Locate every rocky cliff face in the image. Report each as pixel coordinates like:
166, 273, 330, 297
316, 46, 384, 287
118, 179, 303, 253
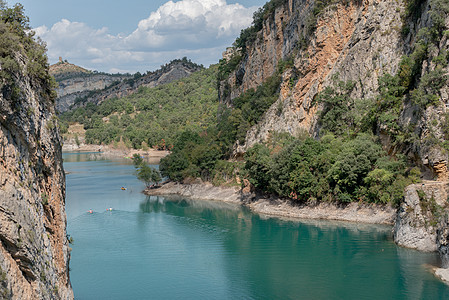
0, 52, 73, 299
220, 0, 449, 179
50, 62, 130, 113
55, 60, 203, 112
221, 0, 391, 147
394, 182, 449, 252
394, 181, 449, 270
53, 74, 130, 112
56, 74, 125, 97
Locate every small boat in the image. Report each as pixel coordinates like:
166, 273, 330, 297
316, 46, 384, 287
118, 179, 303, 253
121, 187, 127, 190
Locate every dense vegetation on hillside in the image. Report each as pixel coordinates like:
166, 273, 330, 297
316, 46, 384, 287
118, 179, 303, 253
0, 1, 56, 103
60, 65, 219, 149
243, 134, 420, 205
159, 58, 292, 184
160, 73, 421, 204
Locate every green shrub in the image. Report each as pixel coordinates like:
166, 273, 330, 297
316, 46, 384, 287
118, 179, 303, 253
0, 2, 55, 103
242, 133, 419, 205
243, 144, 272, 189
217, 54, 242, 82
41, 193, 48, 205
315, 79, 357, 135
211, 160, 242, 186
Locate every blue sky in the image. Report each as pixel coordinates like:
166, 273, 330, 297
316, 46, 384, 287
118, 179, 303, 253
7, 0, 267, 73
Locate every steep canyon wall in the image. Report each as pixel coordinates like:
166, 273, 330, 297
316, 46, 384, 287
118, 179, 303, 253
220, 0, 449, 180
0, 56, 73, 299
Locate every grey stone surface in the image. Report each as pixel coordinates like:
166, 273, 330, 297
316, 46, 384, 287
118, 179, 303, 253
0, 57, 73, 298
394, 183, 449, 252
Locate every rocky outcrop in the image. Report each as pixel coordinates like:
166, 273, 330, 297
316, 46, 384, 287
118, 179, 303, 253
221, 0, 399, 135
0, 50, 73, 299
54, 74, 130, 112
245, 0, 405, 147
50, 61, 130, 112
49, 60, 90, 80
146, 182, 396, 224
222, 0, 405, 150
394, 182, 449, 252
55, 60, 203, 112
434, 267, 449, 285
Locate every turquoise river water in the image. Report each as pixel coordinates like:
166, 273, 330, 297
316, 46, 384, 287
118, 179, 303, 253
64, 152, 449, 299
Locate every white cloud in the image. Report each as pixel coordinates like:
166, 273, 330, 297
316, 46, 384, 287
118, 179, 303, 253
35, 0, 257, 73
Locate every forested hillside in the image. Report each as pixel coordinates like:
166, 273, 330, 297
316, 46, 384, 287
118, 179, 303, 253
53, 58, 202, 113
60, 65, 219, 149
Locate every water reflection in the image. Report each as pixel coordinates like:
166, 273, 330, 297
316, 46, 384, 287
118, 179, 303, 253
137, 196, 448, 299
63, 151, 109, 163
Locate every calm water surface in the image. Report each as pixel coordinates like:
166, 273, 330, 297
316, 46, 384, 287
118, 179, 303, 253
64, 152, 449, 299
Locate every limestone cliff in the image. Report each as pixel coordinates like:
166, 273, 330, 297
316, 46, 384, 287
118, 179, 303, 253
219, 0, 449, 179
50, 62, 131, 113
53, 74, 131, 113
394, 182, 449, 252
0, 8, 73, 299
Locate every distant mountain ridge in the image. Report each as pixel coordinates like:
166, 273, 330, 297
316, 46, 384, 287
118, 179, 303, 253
51, 58, 203, 113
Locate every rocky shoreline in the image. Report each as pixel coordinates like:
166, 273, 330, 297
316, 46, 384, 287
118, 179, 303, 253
247, 198, 396, 225
146, 181, 242, 203
145, 181, 396, 225
394, 182, 449, 252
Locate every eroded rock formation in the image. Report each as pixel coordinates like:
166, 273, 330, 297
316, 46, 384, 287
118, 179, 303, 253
394, 182, 449, 252
217, 0, 449, 254
0, 52, 73, 300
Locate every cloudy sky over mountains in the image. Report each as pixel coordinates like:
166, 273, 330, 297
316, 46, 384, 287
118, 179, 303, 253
8, 0, 266, 73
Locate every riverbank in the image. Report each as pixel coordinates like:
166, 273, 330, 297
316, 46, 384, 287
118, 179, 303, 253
145, 182, 396, 225
145, 181, 242, 203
